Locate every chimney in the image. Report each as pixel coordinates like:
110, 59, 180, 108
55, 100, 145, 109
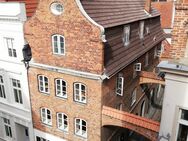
145, 0, 151, 14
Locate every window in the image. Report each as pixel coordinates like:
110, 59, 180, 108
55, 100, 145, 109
134, 63, 142, 71
50, 2, 64, 15
123, 25, 130, 46
74, 83, 86, 103
0, 75, 6, 98
41, 108, 52, 125
146, 26, 150, 35
131, 88, 137, 106
116, 76, 124, 96
12, 79, 23, 104
75, 118, 87, 138
52, 35, 65, 55
176, 108, 188, 141
4, 37, 17, 57
38, 75, 49, 94
3, 118, 12, 138
57, 113, 68, 131
55, 79, 67, 98
145, 53, 149, 67
36, 136, 50, 141
139, 21, 144, 39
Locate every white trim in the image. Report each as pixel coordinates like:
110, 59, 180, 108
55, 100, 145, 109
34, 129, 67, 141
40, 108, 52, 126
116, 76, 124, 96
57, 113, 68, 132
75, 118, 87, 138
74, 83, 86, 104
75, 0, 106, 42
52, 34, 65, 56
30, 62, 107, 80
55, 79, 67, 98
38, 75, 50, 94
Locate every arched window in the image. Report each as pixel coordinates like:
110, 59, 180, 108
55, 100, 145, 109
57, 113, 68, 131
75, 118, 87, 138
41, 108, 52, 125
74, 83, 86, 103
52, 35, 65, 55
55, 79, 67, 98
38, 75, 49, 93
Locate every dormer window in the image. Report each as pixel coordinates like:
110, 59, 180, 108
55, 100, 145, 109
52, 35, 65, 55
139, 21, 144, 39
123, 25, 130, 46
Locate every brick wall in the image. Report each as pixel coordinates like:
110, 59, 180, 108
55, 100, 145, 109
25, 0, 103, 74
29, 67, 102, 141
170, 0, 188, 59
102, 46, 159, 115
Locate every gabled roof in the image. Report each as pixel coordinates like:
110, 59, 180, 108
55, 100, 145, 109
81, 0, 160, 28
2, 0, 38, 17
152, 2, 174, 29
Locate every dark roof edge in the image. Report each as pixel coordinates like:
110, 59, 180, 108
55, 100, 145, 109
75, 0, 106, 42
104, 36, 165, 79
104, 14, 160, 28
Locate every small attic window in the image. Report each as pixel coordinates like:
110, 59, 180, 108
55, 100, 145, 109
50, 3, 64, 15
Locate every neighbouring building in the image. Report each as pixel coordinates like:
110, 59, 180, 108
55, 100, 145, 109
158, 0, 188, 140
0, 2, 34, 141
24, 0, 164, 141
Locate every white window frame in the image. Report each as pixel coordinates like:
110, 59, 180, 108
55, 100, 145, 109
4, 37, 17, 57
123, 25, 130, 46
135, 63, 142, 72
52, 35, 65, 55
139, 21, 145, 39
176, 108, 188, 140
0, 75, 6, 99
75, 118, 87, 138
116, 76, 124, 96
11, 78, 23, 104
57, 113, 68, 132
38, 75, 49, 94
55, 79, 67, 98
3, 117, 12, 138
41, 108, 52, 126
131, 88, 137, 106
145, 53, 149, 67
146, 26, 150, 35
74, 83, 86, 103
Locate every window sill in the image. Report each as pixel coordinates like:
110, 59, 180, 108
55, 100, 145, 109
56, 95, 67, 100
41, 122, 52, 128
75, 133, 87, 139
74, 100, 87, 105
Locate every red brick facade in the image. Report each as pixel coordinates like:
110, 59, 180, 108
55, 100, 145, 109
25, 0, 103, 74
24, 0, 163, 140
170, 0, 188, 59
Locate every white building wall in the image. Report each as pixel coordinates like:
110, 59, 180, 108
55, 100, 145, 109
0, 2, 34, 141
159, 72, 188, 141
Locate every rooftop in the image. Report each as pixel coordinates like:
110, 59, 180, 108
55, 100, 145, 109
81, 0, 160, 28
152, 2, 174, 29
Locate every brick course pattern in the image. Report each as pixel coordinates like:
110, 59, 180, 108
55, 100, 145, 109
25, 0, 103, 74
170, 0, 188, 59
29, 67, 102, 141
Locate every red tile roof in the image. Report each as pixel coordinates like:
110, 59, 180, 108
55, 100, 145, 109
152, 2, 174, 29
2, 0, 38, 17
81, 0, 160, 28
102, 106, 160, 132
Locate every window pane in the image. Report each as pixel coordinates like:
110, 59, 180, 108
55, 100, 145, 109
177, 124, 188, 141
181, 109, 188, 121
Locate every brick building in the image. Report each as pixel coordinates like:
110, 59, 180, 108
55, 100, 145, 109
23, 0, 164, 140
